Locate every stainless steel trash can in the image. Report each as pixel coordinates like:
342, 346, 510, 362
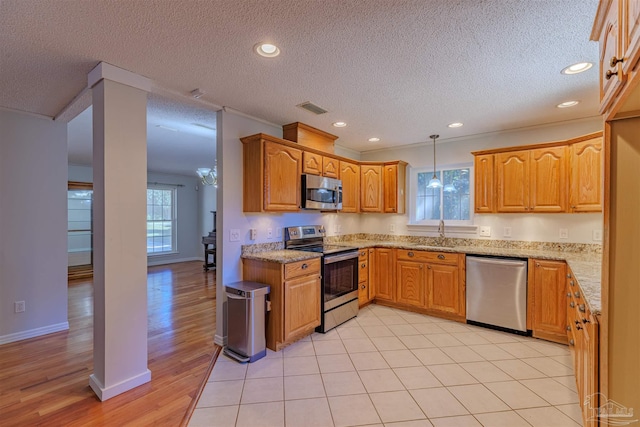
224, 281, 271, 363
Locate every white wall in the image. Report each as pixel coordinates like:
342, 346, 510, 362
198, 183, 217, 238
68, 165, 202, 265
359, 117, 604, 243
0, 109, 69, 343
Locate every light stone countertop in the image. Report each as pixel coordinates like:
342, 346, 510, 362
241, 239, 602, 315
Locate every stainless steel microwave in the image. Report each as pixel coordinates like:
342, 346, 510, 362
301, 174, 343, 210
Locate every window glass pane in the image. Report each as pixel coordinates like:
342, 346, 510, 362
442, 168, 470, 221
147, 187, 176, 254
416, 171, 441, 221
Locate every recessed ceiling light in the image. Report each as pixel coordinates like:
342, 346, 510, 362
333, 121, 347, 127
368, 137, 380, 142
254, 42, 280, 58
557, 100, 580, 108
447, 122, 463, 128
561, 62, 593, 75
156, 125, 178, 132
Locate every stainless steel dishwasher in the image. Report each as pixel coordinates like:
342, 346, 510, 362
466, 256, 528, 334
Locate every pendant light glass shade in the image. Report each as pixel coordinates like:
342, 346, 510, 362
428, 134, 442, 188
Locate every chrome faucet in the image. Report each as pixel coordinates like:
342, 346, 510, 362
438, 220, 445, 239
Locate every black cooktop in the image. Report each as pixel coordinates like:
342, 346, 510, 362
294, 244, 358, 255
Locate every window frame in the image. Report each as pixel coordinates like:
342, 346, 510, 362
146, 185, 178, 256
408, 162, 475, 226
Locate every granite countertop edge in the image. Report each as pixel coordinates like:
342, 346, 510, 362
241, 240, 601, 314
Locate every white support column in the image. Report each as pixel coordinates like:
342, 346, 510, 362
89, 63, 151, 401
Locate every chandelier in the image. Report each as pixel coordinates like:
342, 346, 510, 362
196, 163, 217, 187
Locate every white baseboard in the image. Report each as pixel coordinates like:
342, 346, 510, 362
147, 256, 201, 267
0, 321, 69, 345
214, 334, 227, 347
89, 369, 152, 401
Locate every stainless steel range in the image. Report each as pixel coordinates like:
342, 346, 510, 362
284, 225, 359, 333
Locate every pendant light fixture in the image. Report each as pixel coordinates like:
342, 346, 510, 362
427, 134, 443, 189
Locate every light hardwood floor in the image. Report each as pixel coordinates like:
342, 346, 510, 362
0, 261, 218, 426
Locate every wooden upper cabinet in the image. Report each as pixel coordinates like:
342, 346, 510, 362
570, 136, 603, 212
302, 151, 323, 175
383, 162, 407, 214
263, 141, 302, 211
599, 0, 625, 113
496, 150, 530, 212
474, 154, 494, 213
622, 0, 640, 75
339, 160, 360, 213
323, 157, 339, 178
361, 164, 383, 212
529, 146, 568, 213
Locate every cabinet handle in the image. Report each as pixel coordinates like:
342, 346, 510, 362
360, 251, 366, 256
574, 291, 580, 298
606, 69, 619, 80
570, 280, 575, 287
567, 292, 572, 297
571, 205, 576, 209
579, 304, 585, 313
408, 251, 414, 257
570, 301, 575, 308
301, 263, 308, 270
610, 56, 624, 67
566, 325, 571, 331
437, 254, 445, 260
536, 263, 540, 267
567, 273, 572, 278
420, 265, 424, 269
361, 263, 366, 268
576, 324, 583, 331
569, 339, 575, 346
582, 318, 590, 324
361, 284, 366, 290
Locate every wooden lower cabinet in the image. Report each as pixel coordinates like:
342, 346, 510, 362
357, 249, 374, 306
531, 259, 568, 344
393, 250, 465, 320
371, 248, 396, 302
566, 268, 599, 427
242, 257, 321, 351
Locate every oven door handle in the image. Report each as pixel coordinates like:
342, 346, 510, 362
324, 252, 358, 264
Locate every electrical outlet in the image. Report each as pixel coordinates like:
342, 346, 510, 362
229, 229, 240, 242
479, 226, 491, 237
250, 228, 257, 240
389, 224, 396, 233
15, 301, 25, 313
503, 227, 512, 238
593, 229, 603, 242
267, 228, 273, 239
559, 228, 569, 239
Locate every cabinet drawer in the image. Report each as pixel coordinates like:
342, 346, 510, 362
359, 260, 369, 283
285, 258, 321, 280
396, 249, 459, 265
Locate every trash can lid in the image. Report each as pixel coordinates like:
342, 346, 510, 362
225, 280, 271, 297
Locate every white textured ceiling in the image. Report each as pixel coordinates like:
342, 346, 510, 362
1, 0, 600, 161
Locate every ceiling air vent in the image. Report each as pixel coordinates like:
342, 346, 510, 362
296, 101, 328, 115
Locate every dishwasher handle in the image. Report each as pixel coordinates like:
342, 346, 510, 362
467, 256, 526, 267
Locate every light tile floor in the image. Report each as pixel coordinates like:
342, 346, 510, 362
189, 305, 582, 427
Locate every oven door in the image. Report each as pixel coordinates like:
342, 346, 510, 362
322, 251, 358, 310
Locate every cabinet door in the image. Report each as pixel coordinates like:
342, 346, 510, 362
302, 151, 322, 175
396, 260, 426, 308
474, 154, 495, 213
426, 263, 460, 315
373, 248, 395, 301
599, 0, 625, 113
323, 157, 339, 178
284, 274, 321, 341
264, 141, 302, 211
496, 150, 529, 212
339, 161, 360, 213
529, 146, 568, 212
532, 259, 567, 343
570, 137, 603, 212
623, 0, 640, 74
358, 249, 370, 305
361, 164, 383, 212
